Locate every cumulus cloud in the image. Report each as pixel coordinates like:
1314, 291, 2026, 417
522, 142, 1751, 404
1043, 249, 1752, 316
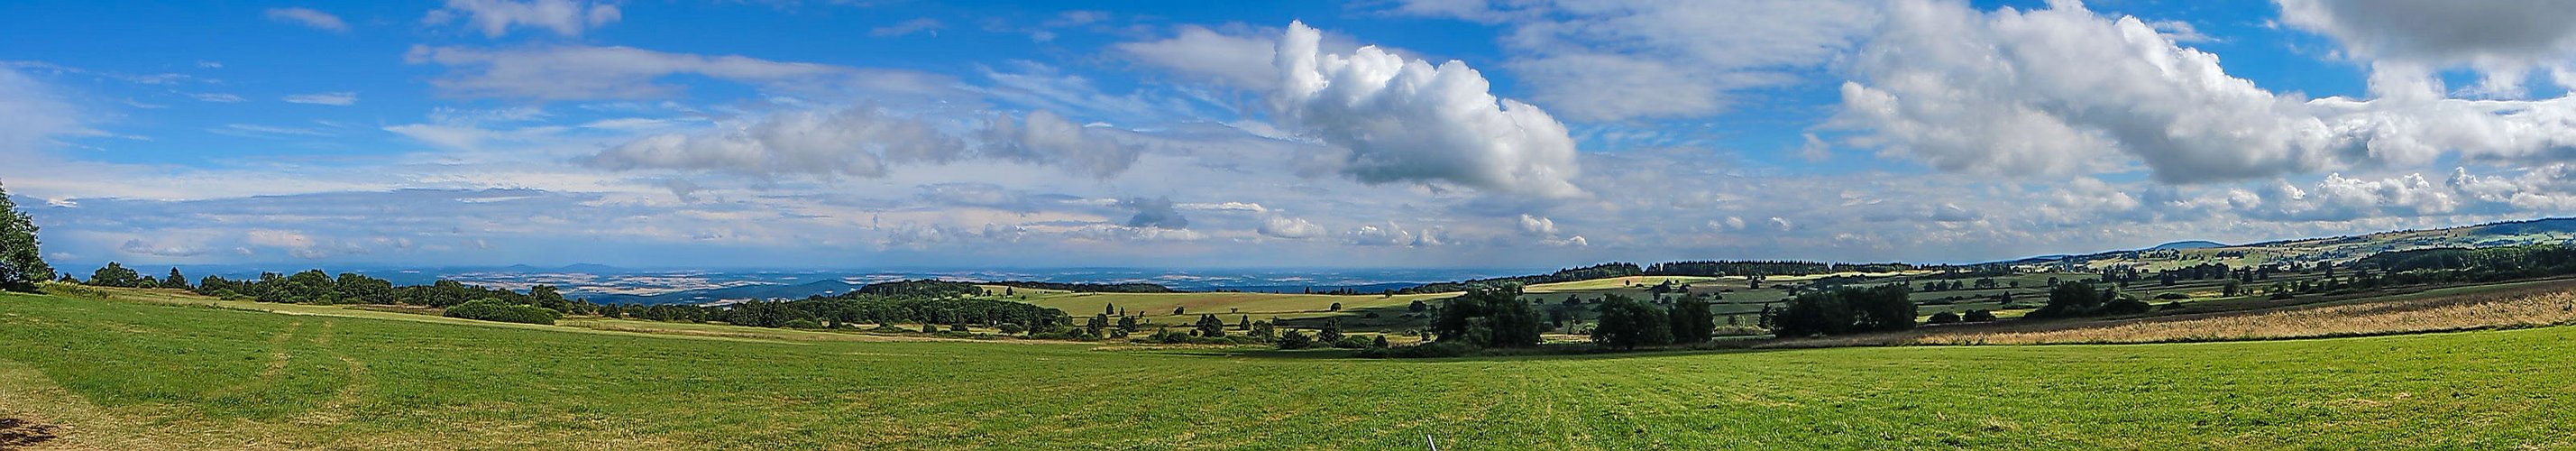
264, 7, 349, 32
1391, 0, 1877, 121
405, 45, 862, 100
2277, 0, 2576, 97
977, 109, 1144, 178
1833, 0, 2576, 184
1271, 21, 1583, 198
1517, 214, 1559, 235
1258, 216, 1325, 239
282, 92, 358, 106
1343, 221, 1441, 246
426, 0, 620, 38
1116, 197, 1189, 229
586, 105, 964, 179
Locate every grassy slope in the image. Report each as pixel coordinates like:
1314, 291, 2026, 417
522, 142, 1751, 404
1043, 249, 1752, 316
6, 290, 2576, 449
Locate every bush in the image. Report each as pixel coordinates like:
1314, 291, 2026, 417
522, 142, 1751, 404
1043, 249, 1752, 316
2099, 298, 2153, 315
1962, 309, 1998, 322
1331, 336, 1373, 349
1927, 311, 1962, 324
443, 298, 562, 325
1278, 329, 1315, 349
871, 324, 913, 334
2155, 292, 2189, 300
2159, 301, 2186, 310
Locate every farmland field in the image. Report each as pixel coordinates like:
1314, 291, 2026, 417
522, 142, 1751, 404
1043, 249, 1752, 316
7, 288, 2576, 449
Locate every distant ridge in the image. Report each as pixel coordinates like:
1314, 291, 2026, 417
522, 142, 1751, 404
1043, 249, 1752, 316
2149, 241, 2227, 250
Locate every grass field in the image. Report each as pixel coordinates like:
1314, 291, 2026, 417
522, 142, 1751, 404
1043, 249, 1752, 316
7, 288, 2576, 449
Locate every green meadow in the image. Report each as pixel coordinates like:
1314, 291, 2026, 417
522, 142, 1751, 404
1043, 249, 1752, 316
5, 288, 2575, 449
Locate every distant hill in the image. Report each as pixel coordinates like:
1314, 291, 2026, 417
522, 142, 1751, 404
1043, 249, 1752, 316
584, 280, 864, 306
2149, 241, 2228, 250
1988, 216, 2576, 272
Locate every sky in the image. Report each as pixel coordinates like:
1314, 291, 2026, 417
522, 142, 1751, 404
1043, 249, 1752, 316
5, 0, 2576, 271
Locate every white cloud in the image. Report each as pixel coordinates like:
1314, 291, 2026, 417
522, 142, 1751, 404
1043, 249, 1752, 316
189, 93, 245, 103
2277, 0, 2576, 97
1833, 0, 2576, 184
1115, 25, 1284, 91
282, 92, 358, 106
426, 0, 620, 38
1258, 216, 1325, 239
406, 45, 866, 100
0, 69, 82, 159
264, 7, 349, 32
976, 109, 1145, 179
870, 18, 943, 37
586, 105, 965, 179
1391, 0, 1877, 121
1271, 21, 1583, 198
1517, 214, 1557, 235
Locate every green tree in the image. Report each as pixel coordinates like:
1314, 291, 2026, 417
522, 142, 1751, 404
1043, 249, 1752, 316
1668, 298, 1716, 344
163, 268, 188, 290
0, 182, 50, 292
1430, 284, 1545, 348
1194, 314, 1227, 337
1590, 294, 1673, 350
1249, 320, 1276, 340
89, 262, 142, 288
1316, 318, 1345, 343
1116, 315, 1140, 333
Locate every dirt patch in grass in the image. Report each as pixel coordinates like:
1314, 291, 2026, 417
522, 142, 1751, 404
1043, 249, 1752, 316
0, 418, 59, 449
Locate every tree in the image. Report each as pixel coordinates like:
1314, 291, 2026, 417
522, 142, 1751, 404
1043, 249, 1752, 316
1086, 314, 1109, 335
163, 268, 188, 290
1316, 318, 1345, 343
1371, 335, 1390, 348
1194, 314, 1227, 337
1668, 298, 1716, 344
1408, 299, 1429, 312
1430, 284, 1544, 348
1765, 284, 1913, 337
1591, 294, 1673, 350
1927, 311, 1962, 324
1328, 302, 1342, 311
1116, 315, 1140, 333
0, 182, 50, 292
1250, 320, 1276, 340
1172, 306, 1186, 316
89, 262, 142, 288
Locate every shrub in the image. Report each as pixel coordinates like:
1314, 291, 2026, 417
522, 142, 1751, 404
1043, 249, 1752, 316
2155, 292, 2190, 300
443, 299, 562, 325
1962, 309, 1998, 322
1277, 329, 1315, 349
998, 323, 1027, 335
2100, 298, 2153, 315
1927, 311, 1962, 324
2159, 301, 2186, 310
1331, 336, 1373, 349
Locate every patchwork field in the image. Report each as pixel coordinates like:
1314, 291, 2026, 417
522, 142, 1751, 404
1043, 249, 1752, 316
7, 288, 2576, 449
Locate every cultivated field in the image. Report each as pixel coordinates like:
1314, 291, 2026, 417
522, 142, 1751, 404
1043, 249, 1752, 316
7, 288, 2576, 448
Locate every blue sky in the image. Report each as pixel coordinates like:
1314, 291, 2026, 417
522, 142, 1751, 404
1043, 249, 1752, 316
7, 0, 2576, 271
